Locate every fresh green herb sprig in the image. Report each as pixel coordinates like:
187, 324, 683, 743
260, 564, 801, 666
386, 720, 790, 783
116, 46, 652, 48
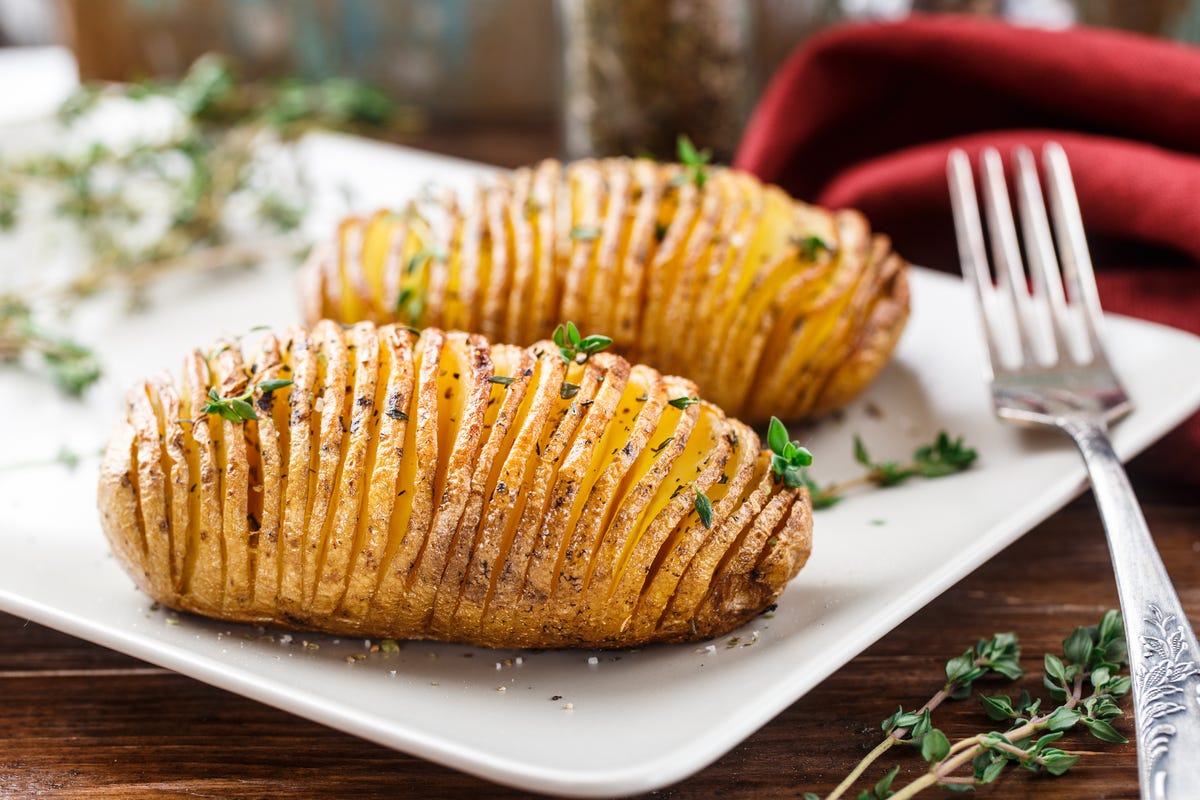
0, 53, 402, 397
0, 297, 101, 396
814, 611, 1129, 800
795, 234, 835, 261
767, 416, 814, 488
552, 321, 612, 364
674, 135, 712, 189
203, 378, 292, 423
801, 431, 977, 509
668, 396, 699, 410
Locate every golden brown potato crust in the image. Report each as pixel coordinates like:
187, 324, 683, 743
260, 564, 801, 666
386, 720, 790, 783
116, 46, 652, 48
98, 323, 813, 649
299, 159, 910, 423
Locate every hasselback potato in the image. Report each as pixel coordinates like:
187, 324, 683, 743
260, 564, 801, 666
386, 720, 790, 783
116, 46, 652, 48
98, 322, 812, 649
300, 158, 909, 422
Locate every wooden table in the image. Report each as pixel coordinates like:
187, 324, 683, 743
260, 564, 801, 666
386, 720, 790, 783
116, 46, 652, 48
2, 125, 1196, 800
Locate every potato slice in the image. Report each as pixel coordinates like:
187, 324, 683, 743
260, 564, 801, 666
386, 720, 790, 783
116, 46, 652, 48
245, 334, 287, 618
337, 325, 416, 624
367, 328, 441, 630
99, 324, 812, 649
309, 323, 381, 618
126, 381, 173, 604
181, 348, 225, 614
428, 343, 535, 636
149, 374, 189, 597
449, 346, 565, 637
277, 326, 318, 620
480, 353, 603, 643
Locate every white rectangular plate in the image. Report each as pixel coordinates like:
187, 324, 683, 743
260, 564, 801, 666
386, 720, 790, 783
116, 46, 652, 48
3, 133, 1200, 798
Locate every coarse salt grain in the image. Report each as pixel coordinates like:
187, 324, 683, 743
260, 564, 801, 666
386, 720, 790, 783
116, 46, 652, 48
587, 656, 598, 666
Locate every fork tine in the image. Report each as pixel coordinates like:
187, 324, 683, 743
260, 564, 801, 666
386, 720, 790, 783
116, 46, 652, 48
947, 149, 1003, 374
1013, 146, 1073, 363
980, 148, 1041, 366
1042, 143, 1108, 362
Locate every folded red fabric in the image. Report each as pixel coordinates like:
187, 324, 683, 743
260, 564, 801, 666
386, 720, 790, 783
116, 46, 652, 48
735, 15, 1200, 483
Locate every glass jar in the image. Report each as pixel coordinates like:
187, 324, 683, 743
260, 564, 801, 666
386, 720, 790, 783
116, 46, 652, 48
559, 0, 757, 162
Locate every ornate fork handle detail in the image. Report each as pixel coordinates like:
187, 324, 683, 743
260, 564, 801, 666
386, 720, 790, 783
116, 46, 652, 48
1062, 418, 1200, 800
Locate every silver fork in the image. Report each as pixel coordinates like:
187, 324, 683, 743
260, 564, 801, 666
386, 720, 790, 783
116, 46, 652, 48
948, 144, 1200, 800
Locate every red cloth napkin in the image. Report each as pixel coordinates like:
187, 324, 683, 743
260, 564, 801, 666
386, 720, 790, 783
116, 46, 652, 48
735, 15, 1200, 483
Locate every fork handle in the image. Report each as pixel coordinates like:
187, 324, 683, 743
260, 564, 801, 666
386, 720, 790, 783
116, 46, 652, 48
1062, 418, 1200, 800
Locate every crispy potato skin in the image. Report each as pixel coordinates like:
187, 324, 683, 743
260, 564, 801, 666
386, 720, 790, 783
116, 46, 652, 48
300, 159, 909, 423
98, 324, 812, 649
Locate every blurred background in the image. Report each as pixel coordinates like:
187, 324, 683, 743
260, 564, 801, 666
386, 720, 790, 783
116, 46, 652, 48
2, 0, 1200, 164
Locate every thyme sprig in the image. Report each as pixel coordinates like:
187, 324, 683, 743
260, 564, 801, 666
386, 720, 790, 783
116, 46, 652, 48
0, 53, 401, 396
552, 321, 612, 364
767, 416, 814, 488
203, 378, 292, 423
674, 134, 712, 189
801, 432, 976, 509
813, 611, 1129, 799
0, 297, 101, 396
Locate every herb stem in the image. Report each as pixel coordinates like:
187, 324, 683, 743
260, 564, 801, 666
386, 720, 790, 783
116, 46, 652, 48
825, 663, 981, 800
825, 737, 897, 800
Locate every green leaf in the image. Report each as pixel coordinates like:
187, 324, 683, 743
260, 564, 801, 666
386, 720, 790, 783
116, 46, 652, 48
1090, 666, 1111, 689
803, 794, 821, 800
1106, 675, 1132, 697
1040, 750, 1080, 776
1097, 609, 1123, 646
980, 758, 1006, 784
229, 398, 258, 421
1082, 717, 1128, 744
920, 728, 950, 762
881, 706, 905, 733
676, 134, 712, 188
258, 378, 293, 393
1044, 653, 1068, 684
989, 657, 1025, 681
853, 435, 871, 467
489, 375, 515, 386
767, 416, 789, 456
1063, 626, 1094, 666
560, 382, 580, 400
908, 708, 932, 741
577, 334, 612, 353
980, 694, 1016, 721
794, 234, 831, 261
694, 489, 713, 529
945, 651, 976, 685
552, 324, 567, 348
1044, 706, 1080, 732
668, 396, 699, 410
566, 321, 581, 346
869, 765, 899, 799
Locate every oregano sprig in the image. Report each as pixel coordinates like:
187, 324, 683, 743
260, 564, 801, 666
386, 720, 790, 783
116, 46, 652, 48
202, 378, 292, 423
816, 611, 1130, 800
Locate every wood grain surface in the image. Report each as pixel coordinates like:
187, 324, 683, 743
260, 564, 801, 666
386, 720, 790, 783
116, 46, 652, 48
2, 128, 1196, 800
